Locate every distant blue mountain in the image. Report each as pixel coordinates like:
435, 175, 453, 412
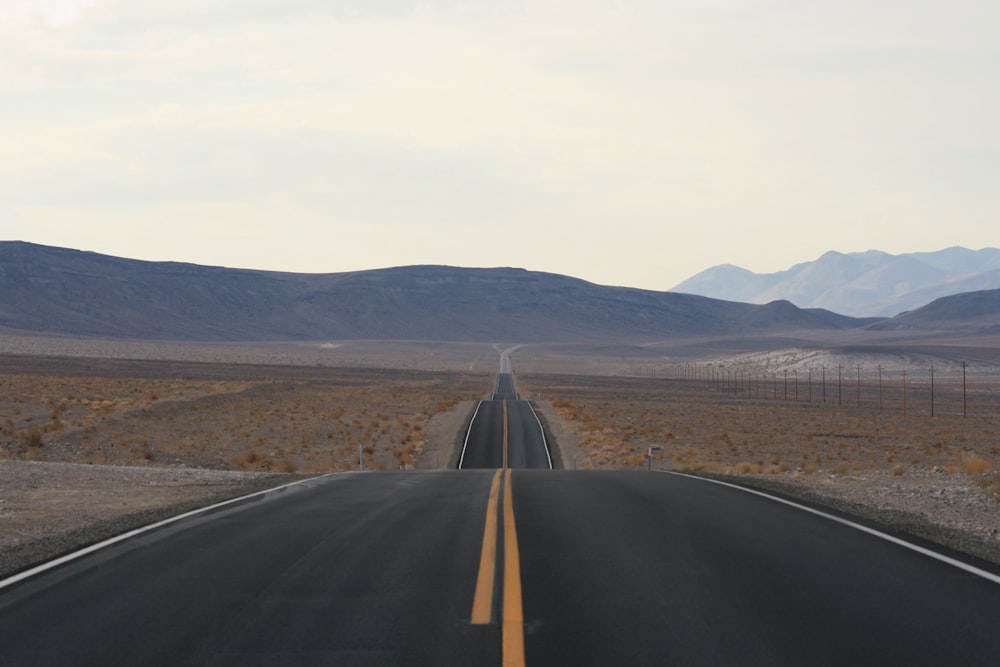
671, 247, 1000, 317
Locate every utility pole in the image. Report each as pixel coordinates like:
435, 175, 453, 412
838, 365, 843, 406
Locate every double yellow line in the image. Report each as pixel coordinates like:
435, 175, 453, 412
501, 400, 509, 469
471, 401, 526, 666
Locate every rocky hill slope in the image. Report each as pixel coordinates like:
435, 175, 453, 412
0, 242, 869, 342
870, 289, 1000, 331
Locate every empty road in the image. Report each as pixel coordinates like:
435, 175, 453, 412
3, 470, 1000, 665
458, 372, 551, 470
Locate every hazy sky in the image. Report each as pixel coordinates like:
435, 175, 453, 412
2, 0, 998, 289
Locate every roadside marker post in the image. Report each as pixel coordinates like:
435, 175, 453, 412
647, 445, 662, 472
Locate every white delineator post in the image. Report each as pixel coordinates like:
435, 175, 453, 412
647, 445, 661, 471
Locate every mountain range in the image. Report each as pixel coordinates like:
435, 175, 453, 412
1, 241, 870, 343
671, 247, 1000, 317
869, 288, 1000, 332
2, 242, 998, 343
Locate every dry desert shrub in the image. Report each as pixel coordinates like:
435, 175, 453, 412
961, 455, 992, 475
21, 428, 44, 447
520, 373, 1000, 477
0, 363, 488, 473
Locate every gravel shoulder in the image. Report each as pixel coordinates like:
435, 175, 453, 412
702, 469, 1000, 567
0, 461, 312, 580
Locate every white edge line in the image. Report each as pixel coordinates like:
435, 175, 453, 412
457, 400, 484, 469
0, 473, 337, 592
525, 401, 553, 470
661, 470, 1000, 586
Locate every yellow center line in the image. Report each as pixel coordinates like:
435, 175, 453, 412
471, 469, 502, 625
502, 469, 526, 667
470, 409, 526, 665
502, 400, 509, 470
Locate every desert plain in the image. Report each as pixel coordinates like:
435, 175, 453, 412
2, 331, 1000, 576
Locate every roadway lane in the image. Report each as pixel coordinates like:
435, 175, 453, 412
512, 470, 1000, 666
4, 469, 1000, 665
458, 399, 551, 470
459, 400, 506, 469
492, 372, 517, 400
505, 401, 551, 469
460, 371, 551, 470
0, 472, 501, 667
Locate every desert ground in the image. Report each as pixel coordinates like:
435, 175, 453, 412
3, 332, 1000, 576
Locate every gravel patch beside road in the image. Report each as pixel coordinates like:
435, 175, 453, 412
699, 469, 1000, 566
0, 461, 310, 579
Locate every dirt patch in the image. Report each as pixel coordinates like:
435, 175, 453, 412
0, 355, 491, 473
415, 399, 480, 469
519, 373, 1000, 474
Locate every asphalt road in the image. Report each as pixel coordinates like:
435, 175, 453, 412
492, 372, 518, 400
4, 470, 1000, 666
459, 373, 551, 470
459, 399, 507, 469
514, 471, 1000, 666
0, 472, 501, 666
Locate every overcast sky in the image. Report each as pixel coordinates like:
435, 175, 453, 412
2, 0, 998, 289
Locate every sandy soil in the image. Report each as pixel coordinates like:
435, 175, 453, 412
0, 355, 492, 473
0, 461, 302, 579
